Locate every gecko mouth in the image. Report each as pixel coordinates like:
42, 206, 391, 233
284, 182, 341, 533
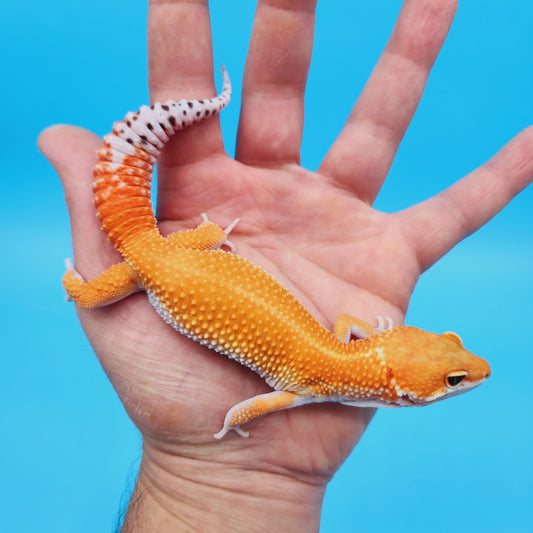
398, 393, 418, 406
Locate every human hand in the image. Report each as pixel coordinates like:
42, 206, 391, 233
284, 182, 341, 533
38, 0, 533, 531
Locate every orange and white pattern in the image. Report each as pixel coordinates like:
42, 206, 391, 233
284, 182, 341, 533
63, 67, 490, 439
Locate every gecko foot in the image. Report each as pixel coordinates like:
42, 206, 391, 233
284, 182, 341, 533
64, 258, 84, 278
201, 212, 240, 253
223, 217, 240, 236
64, 258, 84, 301
213, 425, 249, 440
376, 316, 394, 332
222, 217, 240, 253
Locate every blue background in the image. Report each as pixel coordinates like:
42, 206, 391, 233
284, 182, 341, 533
2, 1, 532, 531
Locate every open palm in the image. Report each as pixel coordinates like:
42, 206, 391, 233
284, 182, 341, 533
40, 0, 532, 528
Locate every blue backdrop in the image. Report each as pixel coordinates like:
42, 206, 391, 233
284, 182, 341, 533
2, 1, 532, 531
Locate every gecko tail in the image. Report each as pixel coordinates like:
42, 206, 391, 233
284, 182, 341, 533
92, 67, 231, 250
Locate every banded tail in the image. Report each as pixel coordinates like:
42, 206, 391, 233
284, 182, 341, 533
92, 66, 231, 250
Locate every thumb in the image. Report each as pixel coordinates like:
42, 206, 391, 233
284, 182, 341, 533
38, 125, 121, 277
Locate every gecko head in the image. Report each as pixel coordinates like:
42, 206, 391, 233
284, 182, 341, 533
382, 327, 491, 406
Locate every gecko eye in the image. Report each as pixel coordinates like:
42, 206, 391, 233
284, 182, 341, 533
445, 371, 468, 388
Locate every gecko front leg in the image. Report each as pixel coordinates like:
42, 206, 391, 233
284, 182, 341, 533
333, 314, 379, 341
214, 391, 313, 439
333, 314, 394, 341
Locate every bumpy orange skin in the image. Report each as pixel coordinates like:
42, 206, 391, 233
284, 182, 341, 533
62, 68, 491, 438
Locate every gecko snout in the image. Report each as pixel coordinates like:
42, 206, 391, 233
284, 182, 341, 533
465, 357, 491, 387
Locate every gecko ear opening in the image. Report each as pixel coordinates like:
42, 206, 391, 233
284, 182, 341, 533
445, 371, 468, 388
442, 331, 463, 346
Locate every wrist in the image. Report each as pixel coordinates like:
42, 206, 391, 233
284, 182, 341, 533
121, 439, 327, 532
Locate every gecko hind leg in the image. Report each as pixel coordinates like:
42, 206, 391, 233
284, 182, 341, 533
63, 259, 141, 308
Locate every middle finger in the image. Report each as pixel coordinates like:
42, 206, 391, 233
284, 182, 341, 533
236, 0, 318, 166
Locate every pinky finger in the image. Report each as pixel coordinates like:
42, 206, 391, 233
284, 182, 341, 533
398, 126, 533, 272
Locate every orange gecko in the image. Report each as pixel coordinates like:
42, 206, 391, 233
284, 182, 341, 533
63, 67, 491, 439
